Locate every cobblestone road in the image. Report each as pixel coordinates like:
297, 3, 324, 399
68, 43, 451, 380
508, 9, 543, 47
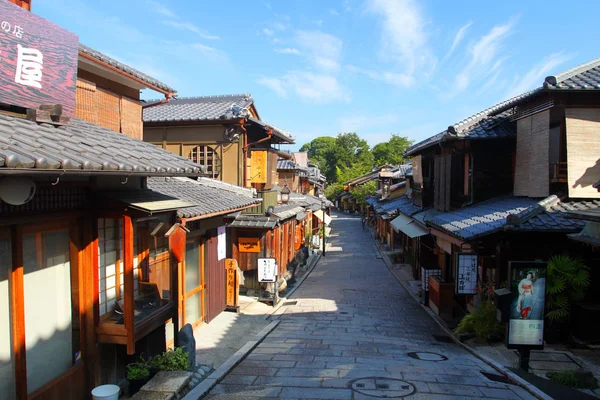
205, 212, 535, 399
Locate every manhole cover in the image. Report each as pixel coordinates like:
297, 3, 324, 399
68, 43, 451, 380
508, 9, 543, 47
349, 377, 415, 398
406, 352, 448, 362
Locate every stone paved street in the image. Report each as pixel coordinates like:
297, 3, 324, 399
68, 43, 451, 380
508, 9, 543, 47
205, 213, 536, 399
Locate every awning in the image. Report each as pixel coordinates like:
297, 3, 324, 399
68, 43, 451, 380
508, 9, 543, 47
391, 214, 428, 238
296, 212, 308, 221
100, 190, 195, 213
314, 210, 332, 226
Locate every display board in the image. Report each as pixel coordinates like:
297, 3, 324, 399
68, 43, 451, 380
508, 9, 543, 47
507, 261, 547, 349
456, 253, 478, 295
258, 258, 277, 282
0, 0, 78, 115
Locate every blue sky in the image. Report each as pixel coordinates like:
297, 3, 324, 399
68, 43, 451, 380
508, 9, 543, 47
34, 0, 600, 150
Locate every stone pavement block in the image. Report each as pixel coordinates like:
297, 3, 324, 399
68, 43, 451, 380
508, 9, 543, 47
295, 361, 327, 369
321, 378, 351, 388
239, 360, 295, 368
401, 372, 438, 382
279, 387, 353, 399
334, 362, 387, 371
276, 368, 339, 378
480, 387, 524, 399
210, 384, 282, 398
131, 391, 173, 400
229, 366, 278, 376
428, 382, 484, 397
314, 356, 355, 363
139, 371, 192, 394
530, 360, 576, 371
254, 376, 323, 387
273, 354, 315, 362
245, 353, 272, 361
435, 374, 488, 386
220, 375, 258, 385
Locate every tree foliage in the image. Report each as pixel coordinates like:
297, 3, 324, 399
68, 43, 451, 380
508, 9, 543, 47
350, 181, 377, 205
324, 182, 344, 200
546, 254, 590, 324
372, 134, 413, 166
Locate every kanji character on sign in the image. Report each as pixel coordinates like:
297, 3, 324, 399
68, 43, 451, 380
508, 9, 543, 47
12, 25, 23, 39
15, 44, 43, 89
1, 21, 10, 32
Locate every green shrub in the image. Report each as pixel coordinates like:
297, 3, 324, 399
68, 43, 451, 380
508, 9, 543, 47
127, 359, 150, 380
547, 369, 599, 389
546, 254, 590, 324
150, 347, 190, 371
454, 300, 504, 342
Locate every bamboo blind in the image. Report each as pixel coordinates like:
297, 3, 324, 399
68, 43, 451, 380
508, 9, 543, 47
566, 108, 600, 198
514, 118, 531, 196
514, 111, 549, 197
96, 88, 121, 133
75, 79, 98, 124
120, 96, 142, 140
412, 155, 423, 184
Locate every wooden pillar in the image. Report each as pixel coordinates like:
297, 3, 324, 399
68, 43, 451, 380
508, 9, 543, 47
11, 226, 27, 400
123, 216, 135, 355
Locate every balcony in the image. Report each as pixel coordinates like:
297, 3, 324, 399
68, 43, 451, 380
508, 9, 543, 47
550, 162, 567, 183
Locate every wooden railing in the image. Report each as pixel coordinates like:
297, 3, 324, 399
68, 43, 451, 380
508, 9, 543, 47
550, 162, 567, 183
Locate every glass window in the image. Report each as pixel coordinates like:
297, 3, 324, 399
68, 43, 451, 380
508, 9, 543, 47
0, 236, 15, 400
23, 229, 73, 394
187, 145, 221, 179
98, 219, 123, 316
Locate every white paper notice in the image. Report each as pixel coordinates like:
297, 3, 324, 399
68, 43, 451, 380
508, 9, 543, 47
217, 226, 226, 261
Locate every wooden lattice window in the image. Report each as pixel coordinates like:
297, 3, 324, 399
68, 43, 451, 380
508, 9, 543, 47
187, 145, 221, 179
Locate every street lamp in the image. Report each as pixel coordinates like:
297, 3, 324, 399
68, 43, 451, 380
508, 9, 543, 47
281, 183, 290, 204
321, 200, 326, 257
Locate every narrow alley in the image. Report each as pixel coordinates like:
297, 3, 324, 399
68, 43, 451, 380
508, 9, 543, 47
204, 213, 535, 399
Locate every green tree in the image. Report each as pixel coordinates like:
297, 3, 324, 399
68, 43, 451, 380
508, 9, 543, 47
324, 182, 344, 200
372, 134, 413, 166
350, 181, 377, 205
299, 136, 336, 179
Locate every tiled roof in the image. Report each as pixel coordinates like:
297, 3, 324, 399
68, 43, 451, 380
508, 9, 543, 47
0, 113, 205, 176
426, 196, 600, 241
272, 203, 305, 220
277, 159, 305, 171
79, 44, 176, 93
377, 195, 421, 216
544, 58, 600, 90
248, 117, 294, 143
143, 94, 253, 122
290, 192, 328, 211
228, 214, 278, 229
146, 177, 260, 219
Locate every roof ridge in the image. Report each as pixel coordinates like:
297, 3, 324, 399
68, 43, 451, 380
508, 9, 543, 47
173, 94, 252, 101
546, 58, 600, 86
505, 195, 560, 227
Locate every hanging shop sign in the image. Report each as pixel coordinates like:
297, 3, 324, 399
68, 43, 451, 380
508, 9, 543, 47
250, 150, 267, 183
0, 0, 78, 115
456, 253, 478, 295
217, 225, 226, 261
225, 258, 240, 309
506, 261, 547, 349
258, 257, 277, 282
238, 237, 260, 253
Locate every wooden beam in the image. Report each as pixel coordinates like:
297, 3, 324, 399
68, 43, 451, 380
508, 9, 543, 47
11, 225, 27, 399
123, 216, 135, 355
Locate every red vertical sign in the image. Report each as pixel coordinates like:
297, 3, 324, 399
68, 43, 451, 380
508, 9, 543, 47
0, 0, 78, 115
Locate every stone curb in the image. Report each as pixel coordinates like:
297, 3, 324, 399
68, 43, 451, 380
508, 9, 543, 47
181, 320, 280, 400
367, 228, 552, 400
265, 251, 322, 319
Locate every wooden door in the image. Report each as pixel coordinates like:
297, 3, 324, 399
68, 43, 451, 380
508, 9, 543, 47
205, 232, 226, 323
182, 238, 205, 328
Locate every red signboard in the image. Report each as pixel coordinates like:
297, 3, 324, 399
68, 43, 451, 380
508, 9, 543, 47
0, 0, 78, 115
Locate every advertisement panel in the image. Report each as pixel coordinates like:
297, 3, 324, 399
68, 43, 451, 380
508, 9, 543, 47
0, 0, 78, 115
507, 261, 547, 349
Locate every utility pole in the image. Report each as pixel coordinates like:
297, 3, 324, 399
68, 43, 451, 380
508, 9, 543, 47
321, 200, 326, 257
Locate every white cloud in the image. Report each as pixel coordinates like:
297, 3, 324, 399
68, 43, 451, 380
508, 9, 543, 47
263, 28, 275, 36
257, 77, 288, 98
162, 21, 220, 40
295, 30, 343, 71
257, 72, 347, 103
346, 66, 415, 88
329, 9, 340, 16
148, 0, 175, 17
339, 114, 399, 132
454, 18, 516, 93
366, 0, 435, 83
443, 21, 472, 61
275, 48, 301, 55
506, 52, 573, 98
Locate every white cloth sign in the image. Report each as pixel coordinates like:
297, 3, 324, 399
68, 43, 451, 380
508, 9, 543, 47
456, 253, 478, 294
217, 226, 226, 261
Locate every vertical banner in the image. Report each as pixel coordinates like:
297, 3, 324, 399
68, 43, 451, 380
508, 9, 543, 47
217, 225, 226, 261
250, 150, 267, 183
507, 261, 547, 349
456, 253, 478, 294
225, 258, 239, 308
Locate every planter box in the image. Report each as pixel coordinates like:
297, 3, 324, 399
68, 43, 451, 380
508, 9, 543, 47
429, 275, 453, 318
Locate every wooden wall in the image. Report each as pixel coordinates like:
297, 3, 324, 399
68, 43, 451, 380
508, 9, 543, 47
514, 111, 550, 197
565, 108, 600, 198
434, 153, 451, 211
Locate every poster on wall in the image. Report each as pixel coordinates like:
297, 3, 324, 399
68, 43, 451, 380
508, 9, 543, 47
217, 226, 226, 261
507, 261, 547, 349
0, 0, 78, 115
258, 258, 277, 282
238, 237, 260, 253
456, 253, 478, 295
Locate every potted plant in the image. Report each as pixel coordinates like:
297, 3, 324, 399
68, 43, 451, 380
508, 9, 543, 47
150, 347, 190, 372
126, 359, 151, 396
545, 254, 590, 342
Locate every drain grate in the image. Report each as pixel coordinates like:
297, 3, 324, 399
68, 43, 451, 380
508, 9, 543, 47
282, 301, 297, 306
339, 311, 349, 314
432, 334, 453, 343
480, 371, 513, 385
406, 352, 448, 362
349, 377, 415, 398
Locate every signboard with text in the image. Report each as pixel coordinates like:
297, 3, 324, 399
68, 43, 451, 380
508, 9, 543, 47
507, 261, 547, 349
258, 258, 277, 283
250, 150, 267, 183
225, 258, 239, 308
0, 0, 78, 115
456, 253, 478, 295
238, 237, 260, 253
